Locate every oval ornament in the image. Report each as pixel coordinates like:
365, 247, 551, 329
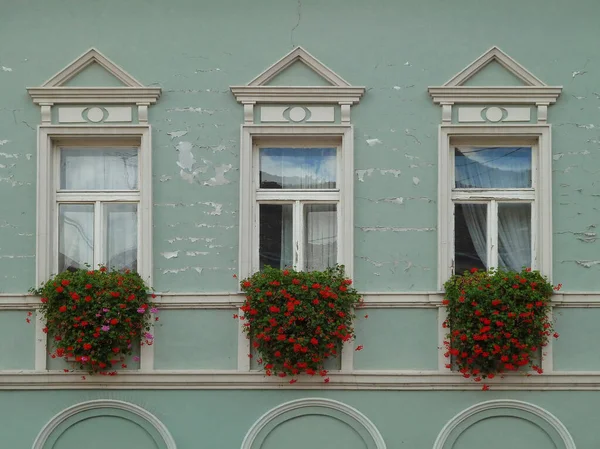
288, 106, 307, 122
485, 106, 504, 123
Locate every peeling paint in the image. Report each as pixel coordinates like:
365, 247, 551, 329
358, 226, 435, 232
195, 223, 235, 229
204, 164, 232, 186
167, 107, 216, 114
366, 138, 382, 146
379, 197, 404, 205
405, 129, 421, 144
554, 150, 591, 160
1, 66, 12, 72
412, 177, 420, 185
379, 169, 401, 177
0, 254, 34, 259
567, 260, 600, 268
161, 251, 179, 259
0, 140, 9, 146
166, 237, 211, 244
159, 175, 172, 182
356, 169, 374, 182
199, 201, 223, 215
162, 267, 204, 275
185, 251, 210, 256
167, 130, 188, 140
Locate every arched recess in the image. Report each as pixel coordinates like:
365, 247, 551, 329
241, 398, 386, 449
433, 399, 575, 449
32, 399, 176, 449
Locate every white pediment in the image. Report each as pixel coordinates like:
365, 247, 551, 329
428, 46, 562, 105
231, 47, 364, 104
27, 48, 161, 104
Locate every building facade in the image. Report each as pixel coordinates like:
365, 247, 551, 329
0, 0, 599, 447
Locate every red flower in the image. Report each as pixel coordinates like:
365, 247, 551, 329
110, 318, 119, 325
292, 278, 300, 285
242, 281, 252, 288
310, 338, 319, 345
83, 343, 92, 350
85, 284, 92, 289
482, 384, 490, 391
56, 286, 64, 293
40, 297, 47, 303
61, 279, 70, 286
442, 299, 450, 305
269, 306, 280, 313
470, 268, 478, 273
59, 305, 67, 313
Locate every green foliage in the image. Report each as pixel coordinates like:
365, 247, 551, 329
237, 265, 362, 382
31, 268, 157, 374
443, 268, 560, 385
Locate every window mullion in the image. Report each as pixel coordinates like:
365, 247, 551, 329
94, 201, 103, 269
489, 200, 498, 270
294, 201, 303, 271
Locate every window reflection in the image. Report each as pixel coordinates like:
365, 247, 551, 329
259, 147, 336, 189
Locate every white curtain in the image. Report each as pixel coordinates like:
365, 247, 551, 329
304, 204, 337, 271
60, 148, 138, 190
455, 147, 532, 271
105, 204, 138, 271
59, 204, 94, 271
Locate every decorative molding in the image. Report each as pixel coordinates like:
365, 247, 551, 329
260, 106, 336, 124
428, 47, 562, 106
231, 47, 365, 105
3, 291, 600, 310
32, 399, 176, 449
58, 106, 132, 124
241, 398, 386, 449
433, 400, 575, 449
3, 370, 600, 390
458, 106, 531, 123
27, 48, 160, 105
437, 125, 553, 289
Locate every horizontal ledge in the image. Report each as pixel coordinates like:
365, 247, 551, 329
428, 86, 562, 105
231, 86, 365, 104
0, 370, 600, 390
3, 292, 600, 309
27, 87, 161, 104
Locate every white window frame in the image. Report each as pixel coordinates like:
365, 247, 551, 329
438, 125, 552, 288
239, 126, 354, 280
37, 126, 153, 284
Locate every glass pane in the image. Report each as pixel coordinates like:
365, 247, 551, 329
454, 147, 532, 188
259, 147, 336, 189
498, 203, 532, 271
304, 204, 337, 271
259, 204, 293, 269
105, 203, 138, 271
60, 148, 138, 190
454, 203, 487, 274
59, 204, 94, 272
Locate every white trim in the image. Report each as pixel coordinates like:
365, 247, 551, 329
241, 398, 386, 449
444, 46, 547, 87
32, 399, 176, 449
36, 126, 153, 285
428, 47, 562, 106
230, 47, 364, 108
247, 47, 351, 87
41, 48, 145, 88
437, 125, 552, 288
238, 126, 354, 280
6, 291, 600, 309
4, 371, 600, 390
433, 400, 575, 449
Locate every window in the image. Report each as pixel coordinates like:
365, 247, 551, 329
255, 141, 340, 272
452, 145, 534, 274
37, 127, 153, 284
437, 127, 552, 288
56, 145, 140, 273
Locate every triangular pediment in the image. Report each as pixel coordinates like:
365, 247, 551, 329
444, 46, 546, 87
230, 47, 364, 106
41, 48, 144, 87
247, 47, 351, 87
27, 48, 161, 105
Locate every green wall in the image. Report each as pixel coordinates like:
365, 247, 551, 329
0, 0, 598, 292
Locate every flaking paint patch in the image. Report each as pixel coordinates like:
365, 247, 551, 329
162, 267, 204, 275
356, 169, 374, 182
1, 66, 12, 72
185, 251, 210, 256
412, 177, 420, 185
379, 169, 401, 177
166, 237, 207, 244
565, 260, 600, 268
358, 226, 435, 232
200, 202, 223, 215
553, 150, 591, 160
204, 164, 232, 186
161, 251, 179, 259
159, 175, 172, 182
167, 130, 188, 140
0, 140, 9, 146
167, 107, 216, 114
366, 138, 382, 146
0, 254, 34, 259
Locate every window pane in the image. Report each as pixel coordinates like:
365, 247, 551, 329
498, 203, 531, 271
304, 204, 337, 271
259, 147, 336, 189
454, 203, 487, 274
259, 204, 293, 269
59, 204, 94, 272
60, 148, 138, 190
105, 203, 138, 271
454, 147, 532, 188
